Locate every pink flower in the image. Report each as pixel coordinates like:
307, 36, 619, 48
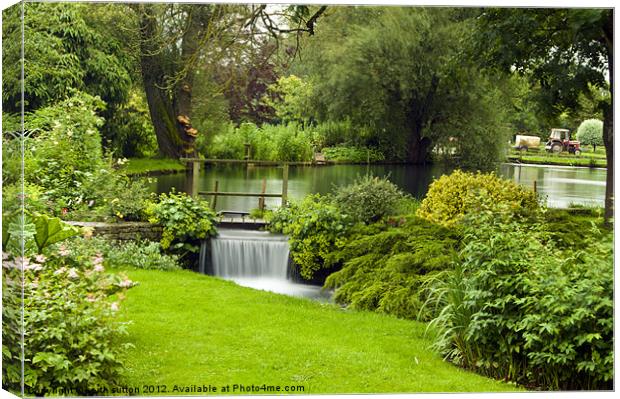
67, 268, 79, 279
2, 252, 10, 260
53, 266, 67, 275
119, 278, 133, 288
110, 302, 120, 311
58, 245, 70, 257
93, 264, 105, 273
86, 294, 97, 303
35, 254, 47, 263
24, 262, 43, 272
92, 254, 104, 266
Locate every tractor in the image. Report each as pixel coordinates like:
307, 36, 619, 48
545, 128, 581, 155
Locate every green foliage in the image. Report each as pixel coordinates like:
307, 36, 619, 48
146, 191, 217, 256
298, 7, 512, 164
24, 91, 107, 211
2, 220, 134, 396
332, 175, 406, 223
325, 216, 460, 321
417, 170, 540, 227
267, 195, 354, 279
309, 120, 371, 149
32, 213, 81, 254
208, 122, 313, 162
68, 237, 181, 271
322, 146, 385, 163
2, 2, 131, 113
263, 75, 315, 126
69, 167, 155, 222
106, 89, 158, 158
576, 119, 604, 147
428, 205, 613, 390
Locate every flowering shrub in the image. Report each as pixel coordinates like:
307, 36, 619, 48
2, 245, 135, 396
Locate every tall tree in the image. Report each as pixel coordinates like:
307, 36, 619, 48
474, 8, 613, 221
130, 3, 326, 158
296, 7, 511, 165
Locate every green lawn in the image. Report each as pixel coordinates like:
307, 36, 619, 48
507, 147, 607, 167
116, 269, 519, 394
122, 158, 187, 176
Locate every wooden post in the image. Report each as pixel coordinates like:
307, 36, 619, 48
244, 143, 251, 161
281, 163, 289, 207
211, 180, 219, 209
259, 178, 267, 211
533, 180, 537, 194
188, 161, 200, 197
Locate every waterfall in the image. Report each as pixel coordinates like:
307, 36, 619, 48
206, 229, 290, 279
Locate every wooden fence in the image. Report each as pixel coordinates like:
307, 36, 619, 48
179, 158, 290, 208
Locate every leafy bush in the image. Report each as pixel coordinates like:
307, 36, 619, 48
2, 216, 134, 396
325, 216, 460, 320
576, 119, 603, 149
332, 175, 406, 223
416, 170, 539, 227
267, 194, 355, 279
68, 237, 180, 271
310, 120, 371, 149
428, 203, 613, 390
322, 146, 385, 162
146, 191, 217, 258
24, 91, 107, 211
208, 122, 313, 162
69, 167, 155, 222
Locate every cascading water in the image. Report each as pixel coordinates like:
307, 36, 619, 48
210, 229, 290, 279
200, 228, 330, 300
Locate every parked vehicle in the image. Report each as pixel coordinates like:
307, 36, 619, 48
545, 128, 581, 155
514, 135, 541, 151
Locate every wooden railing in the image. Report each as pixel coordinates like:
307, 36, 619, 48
179, 158, 290, 208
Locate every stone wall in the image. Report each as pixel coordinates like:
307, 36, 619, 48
66, 221, 162, 241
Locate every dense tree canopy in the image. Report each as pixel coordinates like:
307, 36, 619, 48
2, 3, 131, 114
291, 7, 512, 166
473, 8, 613, 219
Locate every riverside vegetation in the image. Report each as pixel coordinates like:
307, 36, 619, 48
2, 3, 612, 395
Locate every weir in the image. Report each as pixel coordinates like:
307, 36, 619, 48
199, 228, 331, 300
207, 229, 290, 278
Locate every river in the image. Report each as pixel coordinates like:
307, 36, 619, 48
147, 163, 606, 211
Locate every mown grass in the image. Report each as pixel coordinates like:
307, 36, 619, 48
507, 147, 607, 167
122, 158, 187, 176
116, 269, 519, 394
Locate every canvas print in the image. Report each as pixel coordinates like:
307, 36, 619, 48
1, 1, 614, 396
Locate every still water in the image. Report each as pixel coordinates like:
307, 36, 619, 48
147, 163, 606, 211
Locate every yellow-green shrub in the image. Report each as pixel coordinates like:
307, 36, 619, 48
416, 170, 539, 227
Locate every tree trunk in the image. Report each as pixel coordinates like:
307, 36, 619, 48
405, 75, 438, 164
137, 4, 198, 158
407, 131, 432, 164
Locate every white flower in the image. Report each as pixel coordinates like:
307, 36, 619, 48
53, 267, 67, 275
67, 268, 79, 279
35, 254, 47, 263
93, 264, 105, 273
119, 278, 133, 288
110, 302, 119, 311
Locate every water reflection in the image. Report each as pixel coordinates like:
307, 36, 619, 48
148, 163, 606, 211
